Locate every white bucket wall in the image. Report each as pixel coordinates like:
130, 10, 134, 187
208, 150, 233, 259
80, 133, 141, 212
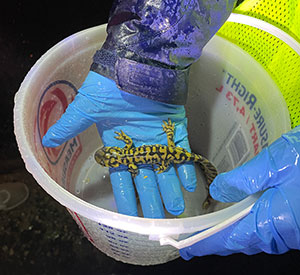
14, 25, 290, 265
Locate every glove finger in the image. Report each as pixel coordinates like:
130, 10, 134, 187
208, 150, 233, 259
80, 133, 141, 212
174, 125, 197, 192
109, 169, 138, 217
210, 138, 290, 202
177, 162, 197, 192
134, 167, 165, 218
156, 165, 185, 216
42, 93, 99, 147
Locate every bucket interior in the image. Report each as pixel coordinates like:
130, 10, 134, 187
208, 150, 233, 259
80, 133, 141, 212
15, 24, 290, 235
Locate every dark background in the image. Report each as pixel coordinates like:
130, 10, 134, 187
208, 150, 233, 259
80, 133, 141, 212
1, 1, 300, 274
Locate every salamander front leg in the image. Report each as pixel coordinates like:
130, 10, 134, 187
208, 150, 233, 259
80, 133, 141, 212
114, 130, 133, 150
162, 119, 176, 148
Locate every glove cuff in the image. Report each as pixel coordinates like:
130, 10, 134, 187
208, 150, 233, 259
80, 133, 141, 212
91, 48, 189, 105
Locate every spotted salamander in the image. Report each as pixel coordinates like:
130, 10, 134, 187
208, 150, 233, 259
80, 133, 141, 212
94, 119, 218, 208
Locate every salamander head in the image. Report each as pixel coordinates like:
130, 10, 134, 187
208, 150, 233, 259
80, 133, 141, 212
94, 147, 121, 167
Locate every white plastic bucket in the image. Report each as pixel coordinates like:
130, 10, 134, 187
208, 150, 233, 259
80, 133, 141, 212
14, 24, 290, 265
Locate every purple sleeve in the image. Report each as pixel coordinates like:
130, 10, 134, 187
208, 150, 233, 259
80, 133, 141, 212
91, 0, 237, 104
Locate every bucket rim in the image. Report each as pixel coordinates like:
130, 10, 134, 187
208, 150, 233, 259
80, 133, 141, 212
13, 24, 260, 237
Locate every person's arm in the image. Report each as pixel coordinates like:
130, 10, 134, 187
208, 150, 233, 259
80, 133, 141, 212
91, 0, 237, 104
43, 0, 237, 218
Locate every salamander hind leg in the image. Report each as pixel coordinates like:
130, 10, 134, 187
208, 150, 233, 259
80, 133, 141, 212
162, 119, 175, 148
154, 161, 170, 174
114, 130, 133, 149
128, 163, 138, 177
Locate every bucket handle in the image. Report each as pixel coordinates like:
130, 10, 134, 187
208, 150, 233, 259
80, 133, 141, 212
159, 202, 254, 250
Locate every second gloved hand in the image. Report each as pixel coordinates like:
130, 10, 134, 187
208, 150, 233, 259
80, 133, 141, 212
180, 126, 300, 258
42, 71, 197, 218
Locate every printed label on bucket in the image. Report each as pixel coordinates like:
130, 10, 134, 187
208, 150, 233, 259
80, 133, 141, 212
212, 70, 270, 171
35, 80, 82, 189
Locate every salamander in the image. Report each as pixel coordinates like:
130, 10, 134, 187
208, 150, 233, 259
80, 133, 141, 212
94, 119, 218, 209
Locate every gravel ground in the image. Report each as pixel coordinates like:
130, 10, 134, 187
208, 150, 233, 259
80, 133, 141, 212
0, 159, 111, 275
0, 158, 186, 275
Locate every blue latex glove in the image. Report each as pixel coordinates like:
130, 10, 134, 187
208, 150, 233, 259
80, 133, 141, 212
42, 71, 197, 218
180, 126, 300, 258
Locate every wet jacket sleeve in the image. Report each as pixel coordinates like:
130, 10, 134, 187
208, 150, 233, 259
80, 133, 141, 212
91, 0, 237, 105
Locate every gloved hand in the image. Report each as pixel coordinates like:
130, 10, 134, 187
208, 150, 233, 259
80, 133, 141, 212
42, 71, 197, 218
180, 126, 300, 258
